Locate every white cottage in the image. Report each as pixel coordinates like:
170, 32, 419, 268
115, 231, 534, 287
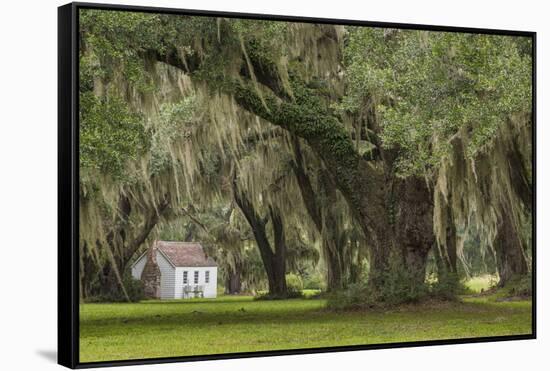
131, 241, 218, 299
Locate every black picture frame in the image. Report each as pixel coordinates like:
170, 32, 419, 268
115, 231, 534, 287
58, 2, 537, 368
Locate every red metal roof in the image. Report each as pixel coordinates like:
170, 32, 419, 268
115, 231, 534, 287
155, 241, 217, 267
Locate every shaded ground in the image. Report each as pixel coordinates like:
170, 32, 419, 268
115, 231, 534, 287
80, 293, 532, 362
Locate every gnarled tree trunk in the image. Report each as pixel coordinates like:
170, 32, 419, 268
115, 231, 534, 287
291, 137, 349, 291
494, 209, 528, 287
233, 178, 288, 296
366, 176, 434, 298
225, 263, 243, 294
269, 205, 288, 295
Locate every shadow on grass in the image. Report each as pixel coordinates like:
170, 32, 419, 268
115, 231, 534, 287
80, 298, 530, 331
80, 306, 328, 327
140, 297, 256, 305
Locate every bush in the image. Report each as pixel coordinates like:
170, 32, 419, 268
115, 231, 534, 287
286, 273, 304, 292
429, 272, 462, 300
502, 274, 532, 298
253, 274, 305, 301
91, 273, 145, 303
327, 269, 460, 310
122, 274, 145, 302
363, 268, 431, 306
303, 272, 325, 290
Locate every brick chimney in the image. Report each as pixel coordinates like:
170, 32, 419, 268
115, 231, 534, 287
141, 241, 161, 299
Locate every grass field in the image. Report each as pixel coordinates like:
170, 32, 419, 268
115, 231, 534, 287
79, 292, 532, 362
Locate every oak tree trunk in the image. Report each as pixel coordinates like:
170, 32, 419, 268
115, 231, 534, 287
233, 178, 288, 296
494, 210, 528, 287
366, 176, 434, 298
225, 265, 243, 294
291, 137, 348, 291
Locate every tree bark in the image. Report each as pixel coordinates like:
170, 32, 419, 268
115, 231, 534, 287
291, 137, 348, 291
433, 202, 458, 284
323, 239, 345, 291
366, 176, 434, 297
233, 177, 288, 296
319, 171, 348, 291
269, 205, 289, 295
444, 212, 458, 275
396, 177, 434, 287
494, 209, 529, 287
225, 263, 243, 294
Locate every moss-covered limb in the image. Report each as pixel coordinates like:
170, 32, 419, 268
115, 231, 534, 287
122, 196, 171, 263
290, 137, 322, 231
149, 47, 201, 74
142, 20, 358, 191
241, 39, 290, 99
148, 31, 382, 233
232, 80, 384, 232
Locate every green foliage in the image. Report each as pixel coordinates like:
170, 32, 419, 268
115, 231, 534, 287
303, 271, 325, 290
285, 273, 304, 292
326, 278, 429, 310
120, 274, 146, 302
86, 273, 145, 303
340, 28, 532, 177
500, 274, 532, 298
80, 10, 162, 93
79, 92, 149, 179
231, 19, 288, 45
375, 270, 430, 304
149, 96, 199, 174
328, 267, 464, 310
80, 9, 221, 93
430, 273, 462, 300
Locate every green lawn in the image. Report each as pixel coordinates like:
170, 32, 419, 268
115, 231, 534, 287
79, 295, 532, 362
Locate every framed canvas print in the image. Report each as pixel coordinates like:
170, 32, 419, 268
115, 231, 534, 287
58, 2, 536, 368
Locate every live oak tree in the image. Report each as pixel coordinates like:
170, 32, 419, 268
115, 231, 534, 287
79, 10, 532, 303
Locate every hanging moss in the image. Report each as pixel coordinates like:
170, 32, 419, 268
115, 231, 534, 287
79, 9, 532, 302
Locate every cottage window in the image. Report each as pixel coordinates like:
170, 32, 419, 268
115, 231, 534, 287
205, 270, 210, 283
194, 271, 199, 284
183, 271, 188, 284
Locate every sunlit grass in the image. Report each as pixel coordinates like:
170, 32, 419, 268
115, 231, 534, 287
464, 275, 499, 293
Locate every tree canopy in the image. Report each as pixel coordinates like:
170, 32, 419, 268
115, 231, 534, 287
78, 9, 532, 304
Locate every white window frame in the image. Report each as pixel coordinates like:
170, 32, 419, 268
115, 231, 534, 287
205, 270, 210, 284
194, 270, 199, 284
183, 271, 188, 284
